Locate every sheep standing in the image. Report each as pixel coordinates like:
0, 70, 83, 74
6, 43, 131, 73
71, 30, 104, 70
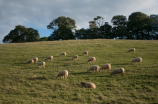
87, 57, 96, 63
26, 59, 34, 64
87, 65, 100, 73
99, 64, 111, 72
80, 82, 96, 89
72, 55, 78, 60
111, 68, 125, 76
45, 56, 53, 61
127, 48, 135, 52
83, 51, 88, 55
60, 52, 66, 56
38, 61, 45, 68
56, 70, 68, 79
32, 57, 38, 63
131, 57, 142, 64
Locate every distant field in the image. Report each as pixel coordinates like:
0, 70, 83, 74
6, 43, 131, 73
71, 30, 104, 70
0, 39, 158, 104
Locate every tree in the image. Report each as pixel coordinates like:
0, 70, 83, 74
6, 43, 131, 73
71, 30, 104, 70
128, 12, 150, 39
3, 25, 40, 43
47, 16, 76, 40
111, 15, 127, 39
100, 22, 113, 39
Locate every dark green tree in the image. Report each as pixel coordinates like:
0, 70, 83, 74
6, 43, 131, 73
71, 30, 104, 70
127, 12, 152, 39
111, 15, 127, 39
3, 25, 40, 43
47, 16, 76, 40
100, 22, 113, 39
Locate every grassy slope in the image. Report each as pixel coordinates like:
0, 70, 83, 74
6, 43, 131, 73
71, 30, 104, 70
0, 39, 158, 104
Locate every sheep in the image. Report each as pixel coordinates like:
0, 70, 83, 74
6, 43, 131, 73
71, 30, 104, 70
80, 82, 96, 89
99, 64, 111, 72
45, 56, 53, 61
127, 48, 135, 52
32, 57, 38, 63
60, 52, 66, 56
56, 70, 68, 79
87, 65, 100, 73
72, 55, 78, 60
38, 61, 45, 68
83, 51, 88, 55
26, 59, 34, 64
87, 57, 96, 63
131, 57, 142, 64
111, 68, 125, 76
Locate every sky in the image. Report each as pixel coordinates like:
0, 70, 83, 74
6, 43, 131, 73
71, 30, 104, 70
0, 0, 158, 43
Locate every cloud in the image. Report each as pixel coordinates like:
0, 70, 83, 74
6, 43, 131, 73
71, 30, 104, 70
0, 0, 158, 43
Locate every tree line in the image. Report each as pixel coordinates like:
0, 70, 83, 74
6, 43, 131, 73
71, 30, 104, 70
3, 11, 158, 43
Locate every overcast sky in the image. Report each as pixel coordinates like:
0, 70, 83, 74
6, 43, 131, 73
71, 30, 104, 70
0, 0, 158, 43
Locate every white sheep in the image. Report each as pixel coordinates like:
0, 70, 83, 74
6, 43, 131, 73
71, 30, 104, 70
80, 82, 96, 89
60, 52, 66, 56
87, 57, 96, 63
127, 48, 135, 52
83, 51, 88, 55
45, 56, 53, 61
72, 55, 78, 60
26, 59, 34, 64
99, 64, 111, 72
32, 57, 38, 63
56, 70, 68, 79
111, 68, 125, 76
131, 57, 142, 64
87, 65, 100, 73
38, 61, 45, 68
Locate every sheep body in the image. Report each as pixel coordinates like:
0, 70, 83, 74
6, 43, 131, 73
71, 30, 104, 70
60, 52, 66, 56
87, 65, 100, 73
27, 59, 34, 64
87, 57, 96, 63
83, 51, 88, 55
45, 56, 53, 61
38, 61, 45, 68
111, 68, 125, 76
32, 57, 38, 62
127, 48, 135, 52
131, 57, 142, 64
80, 82, 96, 89
56, 70, 68, 79
72, 55, 78, 60
99, 64, 111, 71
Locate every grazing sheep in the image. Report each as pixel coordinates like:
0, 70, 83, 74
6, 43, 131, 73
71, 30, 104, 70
87, 65, 100, 73
131, 57, 142, 64
26, 59, 34, 64
45, 56, 53, 61
38, 61, 45, 68
127, 48, 135, 52
83, 51, 88, 55
60, 52, 66, 56
32, 57, 38, 63
56, 70, 68, 79
111, 68, 125, 76
99, 64, 111, 72
72, 55, 78, 60
87, 57, 96, 63
80, 82, 96, 89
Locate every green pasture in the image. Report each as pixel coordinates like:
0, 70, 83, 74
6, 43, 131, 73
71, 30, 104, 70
0, 39, 158, 104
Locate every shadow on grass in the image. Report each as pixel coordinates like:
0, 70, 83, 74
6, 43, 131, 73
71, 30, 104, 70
28, 76, 47, 80
72, 72, 87, 75
112, 63, 130, 65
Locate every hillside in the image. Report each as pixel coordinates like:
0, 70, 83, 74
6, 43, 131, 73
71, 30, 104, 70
0, 39, 158, 103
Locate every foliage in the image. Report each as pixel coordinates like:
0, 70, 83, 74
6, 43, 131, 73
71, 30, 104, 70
0, 39, 158, 104
3, 25, 40, 43
47, 16, 76, 40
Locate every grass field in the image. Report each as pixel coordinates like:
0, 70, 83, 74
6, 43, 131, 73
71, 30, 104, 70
0, 39, 158, 104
